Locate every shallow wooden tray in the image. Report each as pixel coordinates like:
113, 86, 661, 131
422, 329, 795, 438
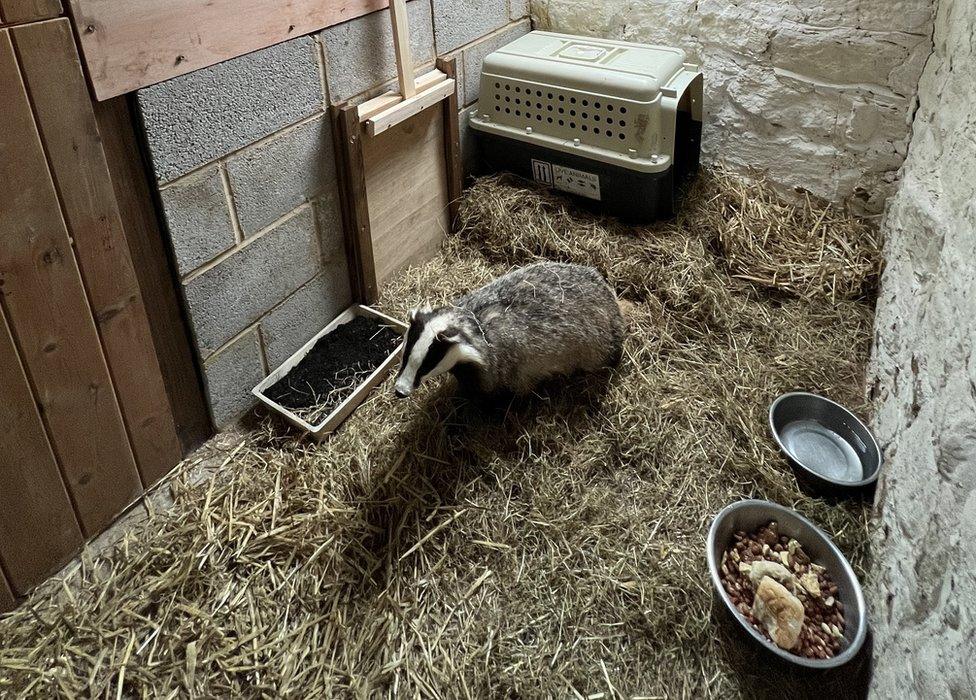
252, 304, 406, 442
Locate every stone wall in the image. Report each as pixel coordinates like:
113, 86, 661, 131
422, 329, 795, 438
136, 0, 530, 427
867, 0, 976, 693
529, 0, 933, 212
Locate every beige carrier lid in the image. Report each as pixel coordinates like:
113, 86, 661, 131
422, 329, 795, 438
482, 31, 689, 102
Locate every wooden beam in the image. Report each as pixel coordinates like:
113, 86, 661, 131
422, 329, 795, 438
332, 104, 378, 304
0, 303, 83, 595
0, 29, 142, 536
69, 0, 404, 101
388, 0, 414, 98
356, 68, 445, 122
13, 19, 183, 488
93, 96, 213, 454
0, 0, 60, 24
365, 78, 455, 137
436, 57, 463, 231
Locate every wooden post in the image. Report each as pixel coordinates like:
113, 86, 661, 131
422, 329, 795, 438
332, 103, 378, 304
436, 57, 463, 232
388, 0, 415, 98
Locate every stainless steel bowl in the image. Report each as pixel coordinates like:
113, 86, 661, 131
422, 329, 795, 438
706, 499, 868, 669
769, 392, 882, 494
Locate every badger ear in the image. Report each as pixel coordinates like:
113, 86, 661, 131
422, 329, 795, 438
409, 306, 432, 322
436, 328, 464, 344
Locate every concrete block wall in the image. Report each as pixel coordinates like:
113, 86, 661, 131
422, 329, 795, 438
136, 0, 531, 427
530, 0, 934, 213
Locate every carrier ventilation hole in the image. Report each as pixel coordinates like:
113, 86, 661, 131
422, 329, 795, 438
493, 84, 632, 144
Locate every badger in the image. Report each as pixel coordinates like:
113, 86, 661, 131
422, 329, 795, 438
393, 261, 625, 398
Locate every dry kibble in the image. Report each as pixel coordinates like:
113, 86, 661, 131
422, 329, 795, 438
719, 520, 847, 660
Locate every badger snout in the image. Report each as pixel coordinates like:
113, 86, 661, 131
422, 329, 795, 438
393, 377, 412, 398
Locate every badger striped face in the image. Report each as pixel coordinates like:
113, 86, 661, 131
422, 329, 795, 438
394, 308, 478, 397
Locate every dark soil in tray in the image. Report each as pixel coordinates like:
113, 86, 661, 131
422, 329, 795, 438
264, 315, 402, 420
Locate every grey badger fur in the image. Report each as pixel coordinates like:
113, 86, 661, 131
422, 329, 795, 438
394, 261, 625, 397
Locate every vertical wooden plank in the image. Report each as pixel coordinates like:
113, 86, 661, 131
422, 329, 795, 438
436, 57, 463, 231
0, 304, 84, 594
330, 105, 365, 304
0, 29, 141, 536
93, 96, 213, 453
334, 104, 378, 304
388, 0, 415, 98
0, 570, 14, 613
0, 0, 60, 23
13, 19, 183, 487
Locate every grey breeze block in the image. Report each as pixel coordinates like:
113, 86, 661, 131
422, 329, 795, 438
158, 165, 237, 275
322, 0, 435, 103
138, 36, 323, 183
259, 264, 353, 369
432, 0, 511, 54
461, 20, 532, 106
203, 328, 266, 427
183, 206, 322, 357
225, 114, 339, 235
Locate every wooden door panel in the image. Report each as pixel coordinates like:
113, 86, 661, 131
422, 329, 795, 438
13, 19, 183, 486
0, 29, 141, 536
364, 105, 449, 285
0, 305, 83, 594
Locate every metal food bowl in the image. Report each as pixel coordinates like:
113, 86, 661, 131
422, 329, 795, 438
769, 392, 882, 494
706, 499, 868, 669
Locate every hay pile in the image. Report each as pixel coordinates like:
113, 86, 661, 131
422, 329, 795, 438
0, 170, 881, 698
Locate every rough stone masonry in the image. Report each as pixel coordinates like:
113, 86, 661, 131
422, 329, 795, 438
530, 0, 934, 213
867, 0, 976, 693
135, 0, 529, 427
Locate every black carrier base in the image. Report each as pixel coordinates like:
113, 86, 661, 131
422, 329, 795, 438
474, 115, 702, 224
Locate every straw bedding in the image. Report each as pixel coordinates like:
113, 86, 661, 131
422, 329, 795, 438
0, 170, 882, 698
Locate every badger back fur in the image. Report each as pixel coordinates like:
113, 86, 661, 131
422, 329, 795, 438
394, 261, 624, 397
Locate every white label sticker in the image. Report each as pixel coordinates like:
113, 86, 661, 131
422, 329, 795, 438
552, 164, 601, 200
531, 159, 553, 185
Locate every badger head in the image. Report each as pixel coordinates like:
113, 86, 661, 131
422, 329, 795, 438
394, 306, 484, 398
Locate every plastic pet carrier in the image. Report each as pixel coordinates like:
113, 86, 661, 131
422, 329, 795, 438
470, 31, 703, 223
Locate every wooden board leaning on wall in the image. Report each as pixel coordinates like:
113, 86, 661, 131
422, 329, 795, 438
70, 0, 408, 100
331, 57, 462, 304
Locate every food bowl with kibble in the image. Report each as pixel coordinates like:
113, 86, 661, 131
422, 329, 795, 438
706, 499, 867, 669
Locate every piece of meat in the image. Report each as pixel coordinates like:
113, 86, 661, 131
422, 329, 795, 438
752, 576, 805, 650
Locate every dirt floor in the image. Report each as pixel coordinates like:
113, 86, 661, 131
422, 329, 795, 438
0, 170, 882, 698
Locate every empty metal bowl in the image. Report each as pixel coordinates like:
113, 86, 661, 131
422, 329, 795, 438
706, 499, 868, 669
769, 392, 882, 493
